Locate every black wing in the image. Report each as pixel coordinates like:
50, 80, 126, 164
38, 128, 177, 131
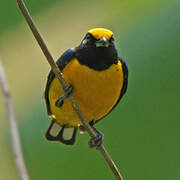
44, 48, 76, 115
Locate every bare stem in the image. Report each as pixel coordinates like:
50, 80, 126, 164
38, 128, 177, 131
16, 0, 123, 179
0, 59, 29, 180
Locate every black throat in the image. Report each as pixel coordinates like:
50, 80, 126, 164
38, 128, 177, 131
75, 45, 118, 71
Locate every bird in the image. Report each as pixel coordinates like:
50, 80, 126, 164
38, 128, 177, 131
44, 28, 128, 148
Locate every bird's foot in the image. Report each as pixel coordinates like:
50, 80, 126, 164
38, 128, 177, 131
55, 84, 73, 107
88, 130, 104, 149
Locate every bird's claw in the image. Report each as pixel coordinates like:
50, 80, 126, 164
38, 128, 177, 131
55, 84, 73, 107
88, 132, 104, 149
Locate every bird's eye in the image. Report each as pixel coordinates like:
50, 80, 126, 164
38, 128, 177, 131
110, 36, 114, 43
86, 34, 91, 40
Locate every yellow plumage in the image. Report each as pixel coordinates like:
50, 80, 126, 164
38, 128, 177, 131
48, 58, 124, 127
88, 28, 113, 40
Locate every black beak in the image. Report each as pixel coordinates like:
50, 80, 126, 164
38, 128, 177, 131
95, 37, 110, 48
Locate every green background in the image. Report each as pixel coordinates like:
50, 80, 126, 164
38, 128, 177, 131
0, 0, 179, 179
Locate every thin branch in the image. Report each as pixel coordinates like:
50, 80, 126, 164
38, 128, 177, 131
0, 59, 29, 180
16, 0, 123, 179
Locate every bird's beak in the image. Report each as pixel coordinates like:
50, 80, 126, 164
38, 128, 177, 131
95, 37, 109, 48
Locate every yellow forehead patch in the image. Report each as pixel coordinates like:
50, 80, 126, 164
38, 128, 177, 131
88, 28, 113, 40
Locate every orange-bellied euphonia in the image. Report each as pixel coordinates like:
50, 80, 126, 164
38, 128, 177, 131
44, 28, 128, 147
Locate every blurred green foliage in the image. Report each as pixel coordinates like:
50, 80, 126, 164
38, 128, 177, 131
0, 0, 58, 34
0, 0, 180, 180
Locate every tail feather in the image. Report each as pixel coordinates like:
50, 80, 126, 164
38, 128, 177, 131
45, 119, 77, 145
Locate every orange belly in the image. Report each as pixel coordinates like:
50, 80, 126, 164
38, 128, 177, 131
48, 58, 124, 127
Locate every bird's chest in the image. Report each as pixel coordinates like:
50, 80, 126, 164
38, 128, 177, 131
62, 58, 124, 118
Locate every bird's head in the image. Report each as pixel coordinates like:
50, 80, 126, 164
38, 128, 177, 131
75, 28, 118, 70
81, 28, 114, 48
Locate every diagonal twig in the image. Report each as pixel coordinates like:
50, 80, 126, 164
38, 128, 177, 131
16, 0, 123, 179
0, 59, 29, 180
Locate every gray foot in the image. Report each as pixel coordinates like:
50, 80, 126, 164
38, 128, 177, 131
55, 84, 73, 107
88, 130, 104, 149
